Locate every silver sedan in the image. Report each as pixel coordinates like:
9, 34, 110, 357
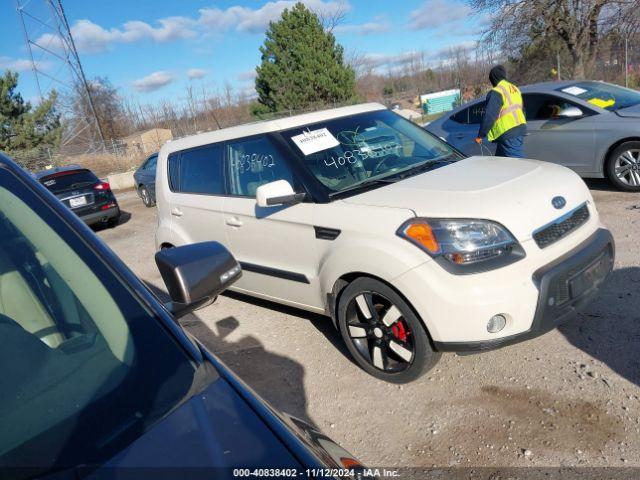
426, 81, 640, 191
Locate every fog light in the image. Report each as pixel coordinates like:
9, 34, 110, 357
487, 314, 506, 333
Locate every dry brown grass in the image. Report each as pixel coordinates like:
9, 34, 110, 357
60, 153, 144, 178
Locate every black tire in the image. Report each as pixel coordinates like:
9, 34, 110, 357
337, 277, 440, 383
605, 141, 640, 192
140, 185, 155, 207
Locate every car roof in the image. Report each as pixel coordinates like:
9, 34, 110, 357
33, 164, 89, 179
163, 103, 387, 155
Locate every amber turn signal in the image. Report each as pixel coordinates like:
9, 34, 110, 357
403, 222, 440, 254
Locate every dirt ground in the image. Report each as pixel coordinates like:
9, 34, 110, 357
96, 180, 640, 472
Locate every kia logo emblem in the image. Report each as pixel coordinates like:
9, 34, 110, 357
552, 196, 566, 209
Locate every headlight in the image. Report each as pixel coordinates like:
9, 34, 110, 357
397, 218, 524, 271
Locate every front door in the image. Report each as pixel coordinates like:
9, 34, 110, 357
522, 93, 596, 173
167, 144, 228, 248
221, 134, 323, 310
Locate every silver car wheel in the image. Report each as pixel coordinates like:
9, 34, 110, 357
614, 149, 640, 186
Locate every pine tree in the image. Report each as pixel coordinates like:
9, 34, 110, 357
255, 2, 356, 113
0, 71, 61, 153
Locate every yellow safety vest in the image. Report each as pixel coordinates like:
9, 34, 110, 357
488, 80, 526, 142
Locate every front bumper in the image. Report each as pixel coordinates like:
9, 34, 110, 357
433, 228, 614, 352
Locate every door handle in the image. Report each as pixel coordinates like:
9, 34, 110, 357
226, 217, 243, 227
171, 207, 183, 217
453, 133, 466, 139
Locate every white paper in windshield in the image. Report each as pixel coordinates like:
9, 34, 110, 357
291, 128, 340, 155
562, 86, 588, 96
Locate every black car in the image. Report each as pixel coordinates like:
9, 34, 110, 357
0, 152, 364, 479
133, 153, 157, 207
35, 165, 121, 227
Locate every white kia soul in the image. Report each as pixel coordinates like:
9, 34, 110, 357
155, 103, 614, 383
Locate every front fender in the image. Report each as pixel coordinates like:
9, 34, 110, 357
318, 237, 428, 313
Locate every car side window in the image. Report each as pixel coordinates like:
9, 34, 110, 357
225, 135, 295, 197
146, 155, 157, 171
467, 102, 486, 124
523, 94, 581, 121
450, 103, 486, 125
0, 168, 195, 473
450, 107, 469, 124
169, 144, 224, 195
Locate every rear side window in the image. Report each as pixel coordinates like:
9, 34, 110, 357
168, 145, 224, 195
226, 135, 295, 197
450, 102, 485, 125
39, 170, 98, 192
451, 108, 469, 124
467, 102, 486, 124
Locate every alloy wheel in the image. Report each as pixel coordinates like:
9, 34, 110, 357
614, 149, 640, 187
345, 291, 414, 372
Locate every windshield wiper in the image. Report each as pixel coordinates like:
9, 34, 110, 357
329, 177, 397, 197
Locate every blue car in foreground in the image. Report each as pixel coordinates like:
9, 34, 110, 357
0, 152, 363, 479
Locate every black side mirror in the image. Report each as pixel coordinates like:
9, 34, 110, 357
155, 242, 241, 319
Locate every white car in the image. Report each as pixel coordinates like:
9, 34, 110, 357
155, 103, 614, 383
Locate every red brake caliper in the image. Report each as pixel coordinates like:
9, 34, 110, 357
391, 320, 409, 342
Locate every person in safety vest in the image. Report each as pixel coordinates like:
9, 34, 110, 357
475, 65, 527, 158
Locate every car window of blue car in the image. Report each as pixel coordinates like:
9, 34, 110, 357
147, 155, 158, 171
0, 169, 196, 477
451, 102, 486, 125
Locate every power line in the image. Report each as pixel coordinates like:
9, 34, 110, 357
15, 0, 106, 151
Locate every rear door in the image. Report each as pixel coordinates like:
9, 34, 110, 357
167, 144, 228, 248
522, 93, 596, 172
221, 134, 323, 310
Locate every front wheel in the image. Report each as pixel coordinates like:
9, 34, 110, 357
140, 185, 155, 207
606, 141, 640, 192
337, 277, 440, 383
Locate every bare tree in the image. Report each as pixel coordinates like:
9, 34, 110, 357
316, 1, 349, 31
467, 0, 638, 78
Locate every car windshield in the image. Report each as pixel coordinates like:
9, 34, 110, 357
281, 110, 461, 194
0, 169, 197, 477
557, 82, 640, 111
39, 169, 98, 192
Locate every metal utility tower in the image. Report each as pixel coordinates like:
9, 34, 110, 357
15, 0, 106, 150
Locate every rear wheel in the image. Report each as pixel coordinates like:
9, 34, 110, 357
337, 277, 440, 383
606, 141, 640, 192
140, 185, 155, 207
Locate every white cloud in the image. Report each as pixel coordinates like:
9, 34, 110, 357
362, 51, 424, 69
408, 0, 471, 30
187, 68, 208, 80
237, 70, 257, 82
35, 17, 196, 54
132, 71, 176, 93
32, 1, 350, 55
197, 0, 350, 34
0, 56, 51, 72
334, 22, 390, 35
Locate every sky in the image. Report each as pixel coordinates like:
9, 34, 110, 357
0, 0, 484, 107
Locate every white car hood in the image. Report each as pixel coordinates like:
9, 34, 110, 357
342, 156, 593, 241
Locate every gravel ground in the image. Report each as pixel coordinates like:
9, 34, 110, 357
97, 181, 640, 471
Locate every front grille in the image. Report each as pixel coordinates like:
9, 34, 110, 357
533, 203, 590, 249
